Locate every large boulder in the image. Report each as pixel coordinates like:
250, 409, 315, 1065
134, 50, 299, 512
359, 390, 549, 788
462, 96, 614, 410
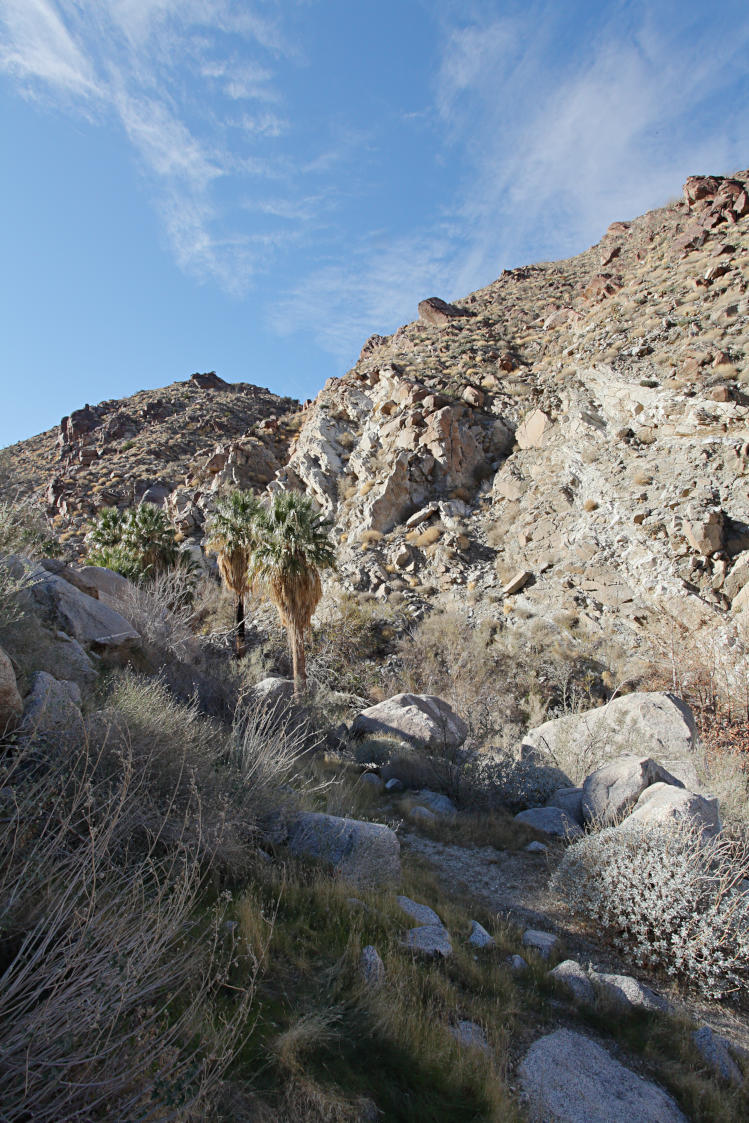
581, 755, 684, 826
352, 693, 468, 752
521, 693, 698, 775
29, 569, 139, 650
519, 1029, 687, 1122
0, 644, 22, 733
288, 812, 400, 887
620, 782, 721, 838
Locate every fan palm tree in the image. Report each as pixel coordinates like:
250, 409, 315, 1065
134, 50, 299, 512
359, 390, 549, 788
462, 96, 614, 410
205, 490, 262, 658
250, 491, 335, 694
86, 504, 177, 580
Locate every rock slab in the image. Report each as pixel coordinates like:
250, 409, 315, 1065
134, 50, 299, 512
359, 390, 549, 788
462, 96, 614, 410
519, 1028, 687, 1122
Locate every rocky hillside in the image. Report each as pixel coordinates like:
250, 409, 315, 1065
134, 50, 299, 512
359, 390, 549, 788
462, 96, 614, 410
7, 169, 749, 655
273, 170, 749, 651
2, 371, 301, 555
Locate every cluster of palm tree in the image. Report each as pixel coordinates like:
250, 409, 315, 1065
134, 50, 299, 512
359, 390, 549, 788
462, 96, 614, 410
205, 490, 335, 693
86, 504, 179, 581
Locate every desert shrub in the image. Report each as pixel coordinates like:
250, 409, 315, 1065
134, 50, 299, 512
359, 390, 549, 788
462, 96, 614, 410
307, 593, 406, 702
0, 707, 258, 1120
112, 565, 199, 660
459, 748, 572, 812
0, 499, 59, 627
552, 820, 749, 999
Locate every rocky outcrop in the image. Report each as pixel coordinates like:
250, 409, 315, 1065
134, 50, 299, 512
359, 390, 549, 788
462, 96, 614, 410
521, 694, 698, 776
417, 297, 474, 326
28, 568, 139, 651
514, 806, 583, 838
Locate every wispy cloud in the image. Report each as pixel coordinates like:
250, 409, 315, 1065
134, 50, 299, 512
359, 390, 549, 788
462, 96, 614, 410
435, 1, 749, 289
272, 226, 460, 362
0, 0, 298, 291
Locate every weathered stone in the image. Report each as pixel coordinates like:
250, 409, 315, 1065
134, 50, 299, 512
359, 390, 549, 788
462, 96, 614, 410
522, 694, 698, 780
402, 924, 452, 958
288, 812, 400, 887
582, 756, 685, 826
502, 569, 531, 595
352, 693, 467, 751
515, 806, 583, 839
519, 1029, 687, 1122
360, 945, 385, 988
522, 929, 559, 959
684, 506, 724, 556
29, 569, 139, 650
507, 954, 528, 970
21, 671, 84, 746
408, 804, 437, 825
525, 840, 548, 853
546, 787, 584, 826
385, 777, 404, 793
398, 895, 443, 926
0, 645, 23, 733
621, 781, 721, 838
516, 409, 551, 449
418, 297, 472, 326
591, 972, 670, 1013
249, 677, 296, 711
75, 564, 133, 608
412, 789, 456, 816
359, 771, 385, 794
548, 960, 595, 1003
468, 920, 495, 948
692, 1025, 743, 1085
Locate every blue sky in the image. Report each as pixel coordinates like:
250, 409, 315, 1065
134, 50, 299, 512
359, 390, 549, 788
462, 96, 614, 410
2, 1, 749, 448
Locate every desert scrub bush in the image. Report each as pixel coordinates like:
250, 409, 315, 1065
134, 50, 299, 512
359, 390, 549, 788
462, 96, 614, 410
552, 820, 749, 999
0, 713, 258, 1120
0, 499, 60, 627
307, 592, 407, 701
111, 564, 199, 659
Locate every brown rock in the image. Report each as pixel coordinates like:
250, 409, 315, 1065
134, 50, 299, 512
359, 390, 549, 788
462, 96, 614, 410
582, 273, 622, 302
417, 297, 473, 327
600, 245, 621, 266
683, 175, 722, 205
462, 386, 484, 408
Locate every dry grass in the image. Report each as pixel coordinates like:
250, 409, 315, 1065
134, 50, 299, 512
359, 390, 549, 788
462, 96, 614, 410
0, 707, 259, 1121
407, 523, 444, 547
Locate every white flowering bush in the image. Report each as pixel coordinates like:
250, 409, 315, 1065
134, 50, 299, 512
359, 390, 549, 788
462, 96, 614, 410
552, 820, 749, 998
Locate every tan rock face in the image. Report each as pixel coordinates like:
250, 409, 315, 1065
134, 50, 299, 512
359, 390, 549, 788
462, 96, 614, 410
0, 645, 22, 733
516, 409, 551, 450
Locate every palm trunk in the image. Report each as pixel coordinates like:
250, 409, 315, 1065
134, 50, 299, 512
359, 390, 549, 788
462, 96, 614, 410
291, 625, 306, 696
235, 594, 246, 658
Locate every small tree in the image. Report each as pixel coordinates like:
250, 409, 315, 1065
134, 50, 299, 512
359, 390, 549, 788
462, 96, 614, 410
204, 490, 262, 658
250, 491, 335, 694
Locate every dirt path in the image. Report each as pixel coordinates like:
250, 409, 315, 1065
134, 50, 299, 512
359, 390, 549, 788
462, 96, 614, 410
400, 828, 749, 1056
